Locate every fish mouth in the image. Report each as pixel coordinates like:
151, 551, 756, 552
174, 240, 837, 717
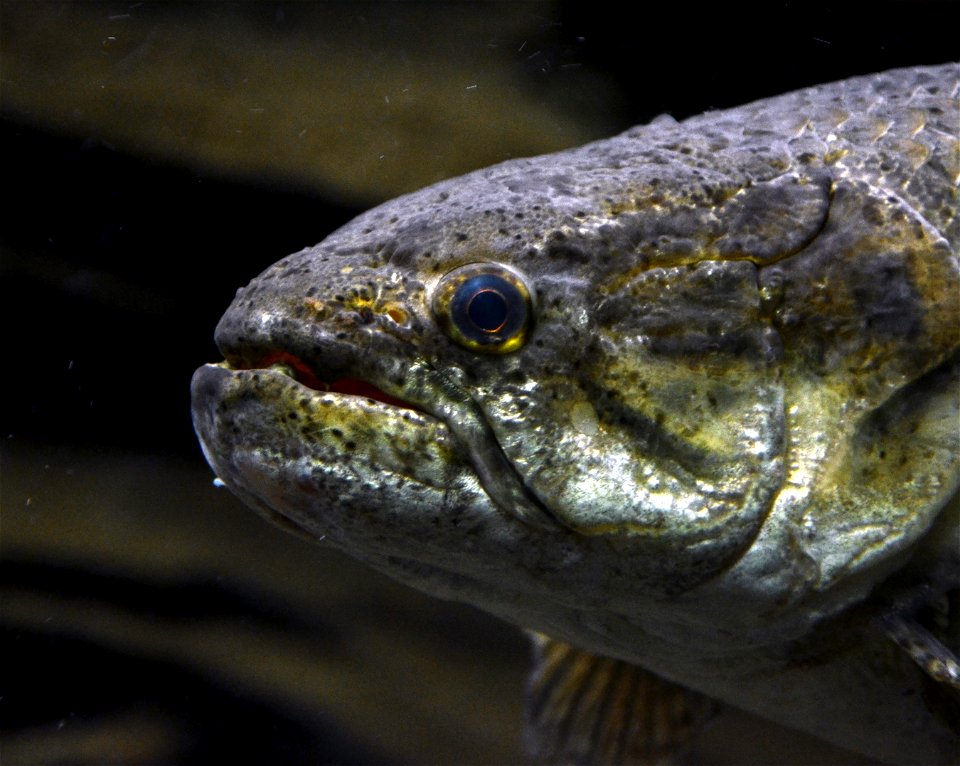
191, 335, 560, 536
239, 348, 426, 413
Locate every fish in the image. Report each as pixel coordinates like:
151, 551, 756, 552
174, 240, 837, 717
191, 63, 960, 764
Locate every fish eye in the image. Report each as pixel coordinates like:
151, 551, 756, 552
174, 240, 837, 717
431, 263, 534, 353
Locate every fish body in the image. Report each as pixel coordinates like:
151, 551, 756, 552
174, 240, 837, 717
192, 64, 960, 763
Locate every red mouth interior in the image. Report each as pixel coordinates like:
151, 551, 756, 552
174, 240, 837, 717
254, 350, 421, 412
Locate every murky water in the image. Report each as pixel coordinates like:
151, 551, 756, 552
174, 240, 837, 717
2, 2, 953, 763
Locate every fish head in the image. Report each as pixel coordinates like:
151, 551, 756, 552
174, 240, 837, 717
191, 123, 957, 654
190, 134, 798, 641
190, 66, 960, 764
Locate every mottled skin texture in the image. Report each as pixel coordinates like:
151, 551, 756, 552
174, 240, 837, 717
192, 64, 960, 763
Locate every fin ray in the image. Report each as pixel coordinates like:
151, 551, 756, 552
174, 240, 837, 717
526, 633, 715, 765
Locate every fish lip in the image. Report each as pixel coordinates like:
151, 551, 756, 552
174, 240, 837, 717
218, 319, 428, 411
226, 349, 427, 414
195, 329, 562, 531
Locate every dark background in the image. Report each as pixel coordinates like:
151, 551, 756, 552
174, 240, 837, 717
2, 2, 955, 764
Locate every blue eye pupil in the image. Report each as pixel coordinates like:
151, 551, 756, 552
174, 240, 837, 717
440, 268, 531, 350
467, 289, 508, 333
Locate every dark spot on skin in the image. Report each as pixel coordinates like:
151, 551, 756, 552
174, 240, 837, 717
331, 428, 343, 438
456, 232, 468, 242
547, 241, 590, 264
345, 441, 357, 451
862, 200, 885, 226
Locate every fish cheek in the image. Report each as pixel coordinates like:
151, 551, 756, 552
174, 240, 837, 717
472, 265, 785, 591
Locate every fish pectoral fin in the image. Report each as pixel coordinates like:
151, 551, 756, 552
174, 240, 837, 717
879, 609, 960, 735
524, 632, 715, 766
881, 612, 960, 692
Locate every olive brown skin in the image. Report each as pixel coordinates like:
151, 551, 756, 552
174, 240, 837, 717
192, 64, 960, 763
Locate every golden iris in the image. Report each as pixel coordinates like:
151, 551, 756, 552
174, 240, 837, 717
431, 263, 534, 353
